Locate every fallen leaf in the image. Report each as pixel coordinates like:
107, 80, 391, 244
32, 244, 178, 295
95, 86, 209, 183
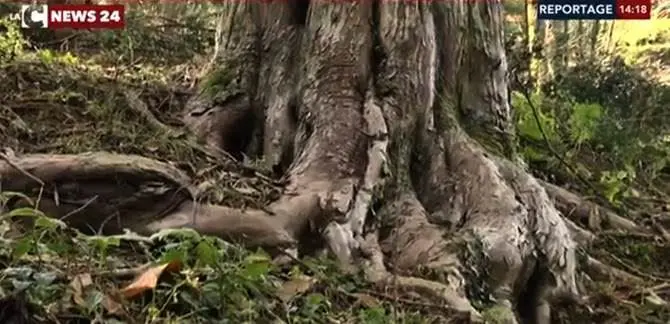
102, 295, 125, 316
352, 292, 380, 308
69, 273, 93, 307
276, 275, 316, 302
644, 291, 667, 307
120, 261, 181, 299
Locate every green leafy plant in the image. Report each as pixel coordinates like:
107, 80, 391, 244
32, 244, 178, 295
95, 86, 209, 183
0, 18, 26, 63
512, 91, 558, 143
568, 102, 603, 146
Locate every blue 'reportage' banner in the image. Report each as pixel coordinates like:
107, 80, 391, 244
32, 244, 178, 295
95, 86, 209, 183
537, 0, 617, 20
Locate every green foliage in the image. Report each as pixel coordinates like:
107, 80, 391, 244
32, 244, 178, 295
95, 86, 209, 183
0, 188, 440, 322
568, 102, 602, 145
512, 91, 557, 143
510, 48, 670, 204
92, 4, 215, 65
0, 18, 26, 64
36, 49, 79, 65
504, 9, 670, 206
510, 82, 664, 204
599, 168, 636, 204
199, 67, 243, 101
482, 305, 516, 324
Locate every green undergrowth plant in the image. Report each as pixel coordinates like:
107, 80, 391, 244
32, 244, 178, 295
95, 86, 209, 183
0, 190, 442, 323
0, 18, 26, 64
62, 4, 215, 66
512, 57, 670, 205
503, 9, 670, 207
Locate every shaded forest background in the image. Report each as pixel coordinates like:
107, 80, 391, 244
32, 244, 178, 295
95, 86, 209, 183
0, 2, 670, 323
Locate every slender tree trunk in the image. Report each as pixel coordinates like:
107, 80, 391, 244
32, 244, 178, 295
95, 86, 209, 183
559, 21, 569, 70
606, 21, 616, 54
589, 20, 601, 60
529, 9, 548, 89
521, 0, 531, 74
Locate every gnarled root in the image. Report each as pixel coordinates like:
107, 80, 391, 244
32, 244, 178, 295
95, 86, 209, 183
540, 180, 645, 234
361, 231, 483, 322
0, 152, 317, 250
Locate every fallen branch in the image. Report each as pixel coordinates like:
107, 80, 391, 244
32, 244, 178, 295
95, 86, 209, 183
651, 216, 670, 242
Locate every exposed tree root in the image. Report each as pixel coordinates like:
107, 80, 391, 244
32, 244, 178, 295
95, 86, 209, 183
0, 152, 304, 249
583, 255, 644, 284
360, 232, 483, 322
540, 180, 646, 234
123, 90, 177, 136
0, 152, 194, 194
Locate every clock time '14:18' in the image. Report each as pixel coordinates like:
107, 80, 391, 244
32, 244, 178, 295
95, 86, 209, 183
616, 0, 651, 19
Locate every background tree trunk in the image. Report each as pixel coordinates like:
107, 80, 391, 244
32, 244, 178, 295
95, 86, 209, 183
589, 20, 601, 60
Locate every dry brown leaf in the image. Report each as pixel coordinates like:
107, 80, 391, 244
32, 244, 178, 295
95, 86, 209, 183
69, 273, 93, 307
352, 293, 381, 308
102, 295, 126, 316
120, 260, 182, 299
276, 275, 317, 302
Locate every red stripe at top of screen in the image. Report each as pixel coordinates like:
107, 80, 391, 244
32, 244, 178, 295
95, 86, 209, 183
10, 0, 513, 3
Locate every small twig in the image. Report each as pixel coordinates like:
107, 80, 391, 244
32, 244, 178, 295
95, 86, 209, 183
584, 255, 643, 283
599, 230, 657, 240
59, 195, 98, 222
96, 263, 151, 279
97, 211, 119, 235
606, 252, 670, 282
39, 31, 85, 46
651, 216, 670, 242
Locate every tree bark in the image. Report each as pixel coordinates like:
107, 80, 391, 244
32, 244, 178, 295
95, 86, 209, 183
3, 2, 605, 323
589, 20, 601, 60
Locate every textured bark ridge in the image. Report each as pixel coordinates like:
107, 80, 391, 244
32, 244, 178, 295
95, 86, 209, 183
181, 2, 580, 322
1, 2, 640, 323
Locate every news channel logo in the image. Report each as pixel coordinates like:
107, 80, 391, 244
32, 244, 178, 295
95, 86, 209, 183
20, 5, 48, 29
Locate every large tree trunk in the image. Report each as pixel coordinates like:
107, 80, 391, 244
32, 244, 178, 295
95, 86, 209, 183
4, 2, 620, 323
176, 1, 580, 322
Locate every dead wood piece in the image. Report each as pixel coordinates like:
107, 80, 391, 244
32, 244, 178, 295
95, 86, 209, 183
563, 217, 597, 245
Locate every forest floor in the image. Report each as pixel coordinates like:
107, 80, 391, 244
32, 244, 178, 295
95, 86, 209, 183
1, 22, 670, 324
